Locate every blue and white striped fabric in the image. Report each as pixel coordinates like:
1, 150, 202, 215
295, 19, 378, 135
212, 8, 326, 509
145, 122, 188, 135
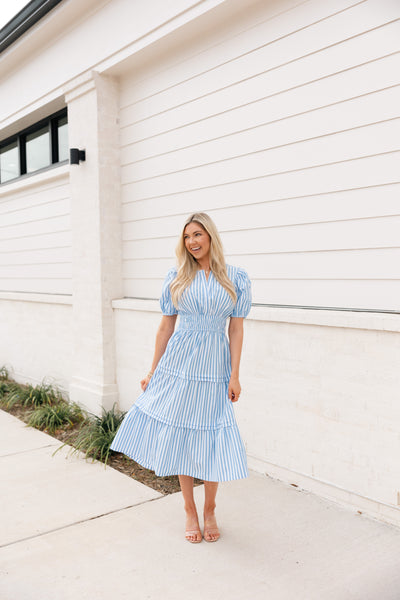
109, 264, 252, 482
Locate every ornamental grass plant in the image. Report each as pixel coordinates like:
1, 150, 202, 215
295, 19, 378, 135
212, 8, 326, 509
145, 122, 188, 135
0, 381, 10, 399
53, 403, 127, 467
0, 380, 24, 408
2, 379, 64, 410
26, 401, 85, 434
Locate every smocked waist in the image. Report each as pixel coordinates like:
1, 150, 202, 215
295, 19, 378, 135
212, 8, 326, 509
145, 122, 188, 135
177, 315, 226, 332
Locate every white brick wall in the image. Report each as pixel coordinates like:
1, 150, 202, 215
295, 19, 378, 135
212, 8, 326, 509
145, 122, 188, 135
0, 295, 72, 392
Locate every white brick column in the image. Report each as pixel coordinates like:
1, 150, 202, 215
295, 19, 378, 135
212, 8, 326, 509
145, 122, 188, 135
65, 71, 122, 415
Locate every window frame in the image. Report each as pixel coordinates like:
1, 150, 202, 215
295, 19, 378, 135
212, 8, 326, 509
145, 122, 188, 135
0, 108, 68, 185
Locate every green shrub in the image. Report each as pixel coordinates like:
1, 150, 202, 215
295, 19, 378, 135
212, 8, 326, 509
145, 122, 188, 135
0, 381, 10, 400
5, 380, 64, 410
54, 403, 126, 466
27, 401, 85, 434
0, 382, 25, 409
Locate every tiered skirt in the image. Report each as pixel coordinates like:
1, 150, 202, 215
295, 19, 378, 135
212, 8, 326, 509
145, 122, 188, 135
109, 327, 249, 482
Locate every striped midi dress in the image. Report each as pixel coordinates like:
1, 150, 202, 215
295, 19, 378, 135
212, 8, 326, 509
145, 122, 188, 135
109, 264, 252, 482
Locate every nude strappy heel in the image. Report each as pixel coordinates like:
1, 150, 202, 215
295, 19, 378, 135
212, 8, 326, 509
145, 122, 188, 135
203, 521, 220, 542
185, 528, 202, 543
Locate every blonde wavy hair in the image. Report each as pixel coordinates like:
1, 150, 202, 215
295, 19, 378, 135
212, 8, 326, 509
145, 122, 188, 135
170, 212, 237, 308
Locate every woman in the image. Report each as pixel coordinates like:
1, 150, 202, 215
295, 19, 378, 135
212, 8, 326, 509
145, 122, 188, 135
110, 212, 251, 543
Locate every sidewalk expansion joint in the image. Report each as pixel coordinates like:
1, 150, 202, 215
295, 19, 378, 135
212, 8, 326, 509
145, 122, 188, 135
0, 494, 166, 550
0, 443, 59, 459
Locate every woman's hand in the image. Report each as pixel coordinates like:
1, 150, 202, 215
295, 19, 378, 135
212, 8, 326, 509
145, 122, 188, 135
228, 375, 241, 402
140, 375, 152, 392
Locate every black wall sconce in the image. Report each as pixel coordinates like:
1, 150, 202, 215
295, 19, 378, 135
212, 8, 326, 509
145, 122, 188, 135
70, 148, 86, 164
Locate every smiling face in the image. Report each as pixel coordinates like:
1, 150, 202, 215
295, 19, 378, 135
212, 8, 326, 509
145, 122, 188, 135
183, 221, 211, 265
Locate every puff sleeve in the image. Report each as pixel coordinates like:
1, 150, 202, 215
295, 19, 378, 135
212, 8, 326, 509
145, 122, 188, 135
231, 267, 252, 318
159, 267, 178, 315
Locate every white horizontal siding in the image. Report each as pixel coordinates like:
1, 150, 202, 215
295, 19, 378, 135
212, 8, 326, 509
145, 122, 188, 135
121, 153, 399, 220
121, 118, 400, 193
0, 175, 72, 294
123, 183, 400, 236
119, 0, 399, 113
120, 16, 400, 141
123, 215, 400, 258
123, 247, 400, 280
121, 84, 400, 169
119, 0, 400, 311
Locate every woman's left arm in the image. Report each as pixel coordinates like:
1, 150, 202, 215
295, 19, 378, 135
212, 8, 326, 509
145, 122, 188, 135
228, 317, 244, 402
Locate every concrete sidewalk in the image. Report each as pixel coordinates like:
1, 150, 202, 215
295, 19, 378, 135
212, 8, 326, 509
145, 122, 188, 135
1, 408, 400, 600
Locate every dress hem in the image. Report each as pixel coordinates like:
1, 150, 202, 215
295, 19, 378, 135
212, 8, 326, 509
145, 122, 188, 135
109, 405, 249, 482
110, 450, 249, 482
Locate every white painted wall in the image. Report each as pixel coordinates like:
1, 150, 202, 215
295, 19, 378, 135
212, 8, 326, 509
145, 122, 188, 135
0, 166, 72, 389
118, 0, 400, 311
239, 317, 400, 509
0, 168, 71, 294
0, 294, 72, 393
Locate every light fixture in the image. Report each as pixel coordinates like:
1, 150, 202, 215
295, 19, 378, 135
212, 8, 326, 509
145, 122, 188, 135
70, 148, 86, 164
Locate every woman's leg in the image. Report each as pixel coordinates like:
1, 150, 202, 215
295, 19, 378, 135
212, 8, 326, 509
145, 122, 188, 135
178, 474, 202, 542
203, 480, 220, 541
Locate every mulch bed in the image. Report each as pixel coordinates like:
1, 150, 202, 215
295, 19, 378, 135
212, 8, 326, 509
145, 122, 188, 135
1, 388, 203, 496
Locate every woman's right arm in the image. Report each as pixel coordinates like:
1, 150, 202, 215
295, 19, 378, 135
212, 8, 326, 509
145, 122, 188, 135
140, 314, 177, 391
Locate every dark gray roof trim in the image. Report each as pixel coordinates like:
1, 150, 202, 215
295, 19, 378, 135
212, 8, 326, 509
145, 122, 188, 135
0, 0, 64, 54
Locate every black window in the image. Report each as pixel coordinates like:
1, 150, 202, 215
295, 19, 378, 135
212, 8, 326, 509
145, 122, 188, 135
26, 125, 51, 174
0, 139, 19, 182
0, 109, 68, 184
57, 115, 68, 162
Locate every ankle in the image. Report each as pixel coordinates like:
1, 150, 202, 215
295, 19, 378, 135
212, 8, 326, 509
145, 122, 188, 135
184, 503, 198, 516
203, 503, 216, 517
